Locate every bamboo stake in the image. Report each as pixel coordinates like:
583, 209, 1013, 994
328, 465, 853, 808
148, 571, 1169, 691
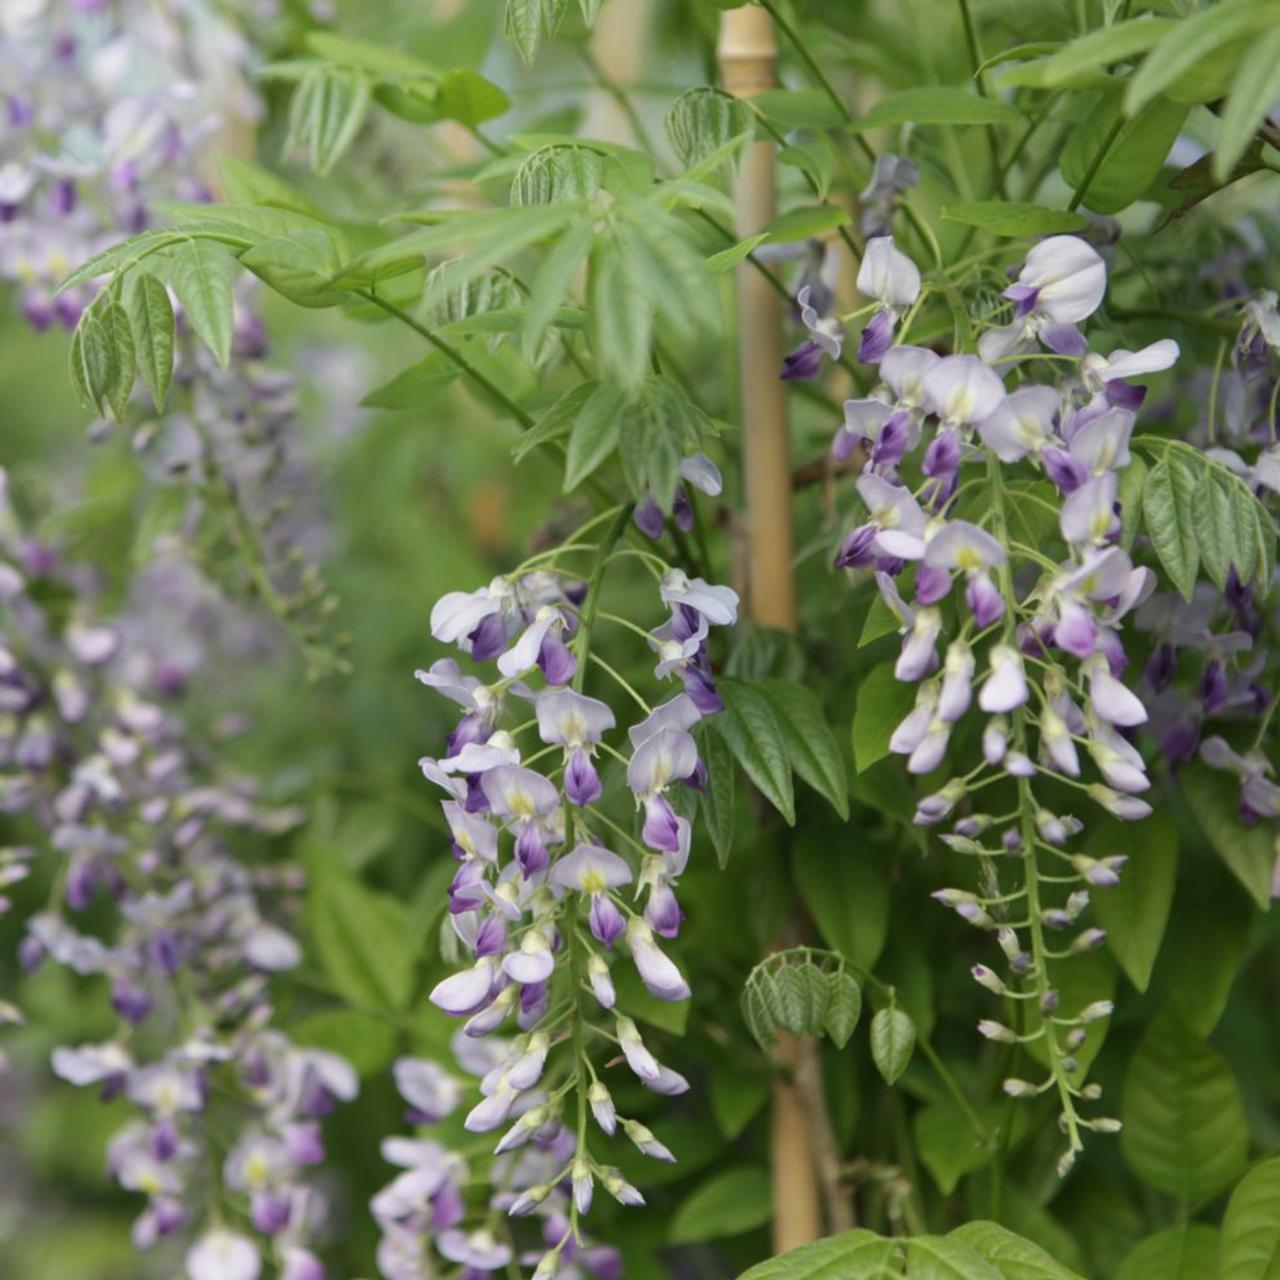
718, 7, 823, 1254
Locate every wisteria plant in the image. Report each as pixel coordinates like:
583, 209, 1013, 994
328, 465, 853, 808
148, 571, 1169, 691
6, 1, 1280, 1278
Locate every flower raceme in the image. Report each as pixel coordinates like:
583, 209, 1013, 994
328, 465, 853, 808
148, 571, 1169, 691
401, 532, 737, 1276
0, 472, 345, 1279
830, 233, 1178, 1169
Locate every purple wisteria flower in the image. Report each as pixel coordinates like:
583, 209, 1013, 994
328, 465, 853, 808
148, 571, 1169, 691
831, 233, 1181, 1170
0, 474, 348, 1270
412, 498, 736, 1272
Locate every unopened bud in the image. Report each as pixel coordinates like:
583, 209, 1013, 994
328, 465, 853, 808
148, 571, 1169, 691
978, 1019, 1017, 1043
971, 964, 1006, 995
1079, 1000, 1113, 1023
1070, 927, 1106, 954
1003, 1078, 1039, 1098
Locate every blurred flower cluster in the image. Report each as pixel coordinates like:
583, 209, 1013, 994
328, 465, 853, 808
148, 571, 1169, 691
0, 467, 353, 1277
1, 0, 347, 678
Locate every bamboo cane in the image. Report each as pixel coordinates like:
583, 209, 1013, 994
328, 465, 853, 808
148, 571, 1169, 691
717, 7, 823, 1254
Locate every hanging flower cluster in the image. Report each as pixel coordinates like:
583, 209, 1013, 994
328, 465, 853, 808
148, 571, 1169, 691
0, 0, 257, 331
398, 515, 736, 1277
833, 233, 1179, 1169
1, 0, 346, 677
0, 470, 352, 1279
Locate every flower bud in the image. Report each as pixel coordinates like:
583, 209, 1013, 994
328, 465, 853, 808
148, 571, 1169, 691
588, 1080, 616, 1135
971, 964, 1006, 995
622, 1118, 676, 1162
1003, 1078, 1039, 1098
1069, 927, 1106, 954
977, 1020, 1017, 1043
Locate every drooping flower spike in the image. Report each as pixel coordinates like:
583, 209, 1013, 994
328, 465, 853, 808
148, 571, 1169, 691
829, 233, 1182, 1171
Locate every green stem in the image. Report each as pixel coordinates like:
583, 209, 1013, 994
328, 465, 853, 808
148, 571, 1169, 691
354, 289, 535, 430
984, 450, 1083, 1161
755, 0, 939, 268
572, 507, 634, 693
957, 0, 1008, 200
1067, 114, 1124, 212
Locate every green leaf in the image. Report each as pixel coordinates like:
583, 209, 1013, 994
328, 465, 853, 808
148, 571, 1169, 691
506, 0, 553, 66
303, 30, 438, 76
916, 1101, 992, 1196
665, 87, 753, 171
1060, 91, 1189, 213
96, 300, 135, 422
1116, 451, 1147, 551
511, 381, 597, 462
290, 1010, 397, 1076
160, 200, 325, 247
240, 228, 350, 308
762, 203, 852, 244
824, 969, 863, 1049
871, 1006, 916, 1085
779, 140, 835, 199
1193, 468, 1236, 589
1182, 763, 1275, 910
712, 678, 795, 825
907, 1236, 1002, 1280
710, 1065, 768, 1140
706, 232, 767, 274
1122, 1011, 1248, 1206
68, 310, 116, 419
1035, 16, 1176, 88
1216, 25, 1280, 180
359, 206, 573, 278
54, 229, 185, 296
940, 202, 1088, 237
588, 243, 652, 390
1089, 811, 1177, 991
1166, 876, 1252, 1036
288, 65, 372, 176
738, 1229, 899, 1280
523, 222, 592, 362
751, 87, 847, 131
795, 833, 889, 970
949, 1220, 1085, 1280
563, 382, 625, 491
667, 1166, 772, 1244
1142, 454, 1200, 599
216, 155, 323, 216
697, 722, 736, 869
309, 867, 418, 1011
434, 68, 510, 126
167, 239, 236, 367
513, 145, 606, 205
360, 352, 459, 409
771, 962, 832, 1036
860, 593, 901, 648
1116, 1225, 1221, 1280
1124, 0, 1272, 115
853, 87, 1024, 132
761, 678, 849, 819
1221, 1155, 1280, 1280
616, 376, 689, 510
852, 662, 917, 772
123, 273, 173, 412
